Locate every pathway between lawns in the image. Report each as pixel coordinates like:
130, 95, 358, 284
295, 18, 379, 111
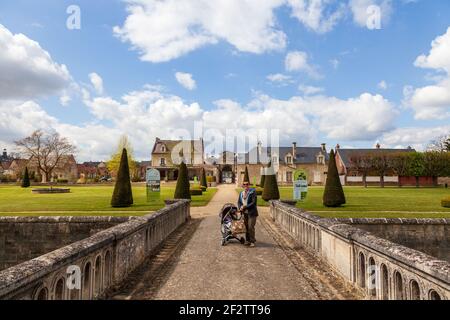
110, 185, 361, 300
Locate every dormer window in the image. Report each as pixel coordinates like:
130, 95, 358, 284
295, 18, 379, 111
272, 156, 278, 165
317, 155, 324, 164
161, 145, 166, 152
286, 156, 293, 164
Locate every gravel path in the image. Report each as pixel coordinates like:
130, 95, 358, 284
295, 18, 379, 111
110, 185, 361, 300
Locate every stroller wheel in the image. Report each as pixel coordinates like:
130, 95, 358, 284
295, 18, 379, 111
239, 237, 246, 244
221, 239, 227, 246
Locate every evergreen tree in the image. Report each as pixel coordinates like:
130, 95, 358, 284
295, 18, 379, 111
323, 149, 346, 207
174, 162, 191, 200
21, 167, 31, 188
244, 166, 250, 183
111, 148, 133, 208
262, 163, 280, 201
200, 168, 208, 189
260, 172, 265, 188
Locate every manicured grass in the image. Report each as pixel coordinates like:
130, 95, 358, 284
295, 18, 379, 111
238, 187, 450, 218
0, 185, 217, 216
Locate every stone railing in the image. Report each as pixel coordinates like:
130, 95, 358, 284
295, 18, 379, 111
270, 201, 449, 300
0, 200, 190, 300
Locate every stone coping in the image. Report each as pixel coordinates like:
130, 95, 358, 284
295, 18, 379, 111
0, 216, 136, 223
271, 201, 450, 284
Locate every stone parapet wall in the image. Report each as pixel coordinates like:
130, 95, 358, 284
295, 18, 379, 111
270, 201, 449, 300
0, 216, 134, 271
0, 200, 190, 300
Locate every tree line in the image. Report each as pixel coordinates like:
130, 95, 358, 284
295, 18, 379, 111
349, 151, 450, 187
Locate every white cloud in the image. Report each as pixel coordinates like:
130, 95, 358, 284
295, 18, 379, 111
89, 72, 104, 95
405, 27, 450, 120
349, 0, 392, 28
378, 80, 388, 90
114, 0, 286, 63
330, 58, 340, 69
298, 84, 324, 95
0, 24, 71, 100
287, 0, 346, 33
175, 72, 197, 90
380, 125, 450, 151
285, 51, 320, 78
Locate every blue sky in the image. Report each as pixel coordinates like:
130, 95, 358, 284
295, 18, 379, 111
0, 0, 449, 161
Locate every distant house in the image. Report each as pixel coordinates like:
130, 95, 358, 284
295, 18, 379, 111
28, 154, 78, 183
77, 162, 109, 181
150, 137, 210, 181
236, 142, 329, 186
335, 144, 420, 186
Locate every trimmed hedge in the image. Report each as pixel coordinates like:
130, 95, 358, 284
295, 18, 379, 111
174, 162, 191, 200
111, 148, 133, 208
255, 187, 263, 196
323, 149, 346, 207
442, 196, 450, 208
190, 185, 203, 196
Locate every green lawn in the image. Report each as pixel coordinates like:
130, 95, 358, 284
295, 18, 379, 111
240, 187, 450, 218
0, 185, 217, 216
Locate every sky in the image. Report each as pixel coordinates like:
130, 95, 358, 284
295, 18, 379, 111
0, 0, 449, 161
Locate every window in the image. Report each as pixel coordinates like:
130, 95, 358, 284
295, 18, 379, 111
317, 155, 324, 164
286, 156, 293, 164
272, 156, 278, 164
286, 172, 293, 183
161, 145, 166, 152
160, 158, 166, 166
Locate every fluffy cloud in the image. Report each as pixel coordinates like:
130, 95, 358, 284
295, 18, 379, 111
405, 27, 450, 120
380, 125, 450, 151
298, 84, 324, 95
89, 73, 104, 95
0, 24, 71, 100
287, 0, 346, 33
114, 0, 286, 63
349, 0, 392, 28
285, 51, 320, 78
175, 72, 197, 90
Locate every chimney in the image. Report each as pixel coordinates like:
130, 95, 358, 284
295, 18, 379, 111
376, 143, 381, 149
336, 144, 340, 150
292, 142, 297, 160
2, 149, 6, 157
321, 143, 326, 153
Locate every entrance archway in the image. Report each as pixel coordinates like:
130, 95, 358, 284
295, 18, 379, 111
221, 165, 234, 184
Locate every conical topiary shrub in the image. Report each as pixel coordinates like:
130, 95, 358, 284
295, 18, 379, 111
22, 167, 30, 188
260, 170, 265, 188
111, 148, 133, 208
174, 161, 191, 200
262, 163, 280, 201
244, 166, 250, 183
323, 149, 346, 207
200, 168, 208, 189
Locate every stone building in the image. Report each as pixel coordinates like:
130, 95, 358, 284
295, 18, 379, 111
27, 154, 78, 183
236, 142, 329, 186
150, 138, 208, 181
77, 162, 109, 181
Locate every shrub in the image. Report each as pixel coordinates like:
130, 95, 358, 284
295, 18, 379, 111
174, 162, 191, 200
57, 179, 69, 184
21, 167, 31, 188
259, 174, 265, 190
207, 176, 215, 183
323, 149, 346, 207
262, 164, 280, 201
255, 187, 263, 195
200, 168, 208, 189
442, 196, 450, 208
111, 148, 134, 208
244, 166, 250, 183
200, 186, 207, 192
190, 185, 203, 196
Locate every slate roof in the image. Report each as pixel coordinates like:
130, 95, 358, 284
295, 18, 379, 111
238, 146, 328, 165
152, 138, 203, 154
337, 148, 416, 168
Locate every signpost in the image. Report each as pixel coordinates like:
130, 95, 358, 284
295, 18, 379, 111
146, 168, 161, 202
293, 169, 308, 201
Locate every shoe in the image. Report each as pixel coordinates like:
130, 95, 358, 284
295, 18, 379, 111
249, 243, 255, 247
244, 241, 251, 246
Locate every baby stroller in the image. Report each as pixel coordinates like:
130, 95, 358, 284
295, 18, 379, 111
219, 203, 246, 246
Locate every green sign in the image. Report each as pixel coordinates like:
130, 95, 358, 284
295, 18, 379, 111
293, 170, 308, 201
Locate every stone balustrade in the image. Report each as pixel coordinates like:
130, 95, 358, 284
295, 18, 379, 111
270, 201, 449, 300
0, 200, 190, 300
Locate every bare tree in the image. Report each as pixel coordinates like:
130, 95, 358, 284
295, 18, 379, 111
15, 130, 76, 183
428, 135, 450, 152
349, 152, 373, 188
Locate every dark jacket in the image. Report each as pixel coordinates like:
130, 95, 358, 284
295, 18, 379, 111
238, 188, 259, 217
